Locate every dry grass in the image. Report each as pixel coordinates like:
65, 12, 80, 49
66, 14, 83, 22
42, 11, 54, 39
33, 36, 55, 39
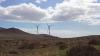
0, 47, 67, 56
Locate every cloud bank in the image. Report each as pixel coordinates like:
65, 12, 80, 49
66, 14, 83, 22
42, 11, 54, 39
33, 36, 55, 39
0, 3, 49, 23
0, 0, 100, 25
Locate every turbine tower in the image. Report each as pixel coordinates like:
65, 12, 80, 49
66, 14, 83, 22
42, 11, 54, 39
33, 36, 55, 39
47, 24, 51, 35
36, 24, 39, 34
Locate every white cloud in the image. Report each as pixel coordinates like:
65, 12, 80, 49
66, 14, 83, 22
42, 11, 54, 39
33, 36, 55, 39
0, 3, 49, 23
35, 0, 47, 4
49, 1, 86, 21
48, 0, 100, 25
0, 0, 100, 25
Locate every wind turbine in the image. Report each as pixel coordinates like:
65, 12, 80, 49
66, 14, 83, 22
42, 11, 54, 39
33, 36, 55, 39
36, 24, 39, 34
47, 24, 52, 35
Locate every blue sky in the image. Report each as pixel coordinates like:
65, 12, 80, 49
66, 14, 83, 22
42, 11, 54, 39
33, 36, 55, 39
0, 0, 63, 8
0, 0, 100, 37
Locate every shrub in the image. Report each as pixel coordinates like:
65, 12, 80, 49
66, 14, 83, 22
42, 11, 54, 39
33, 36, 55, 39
88, 39, 100, 45
18, 43, 34, 49
67, 45, 100, 56
56, 42, 66, 50
9, 51, 18, 54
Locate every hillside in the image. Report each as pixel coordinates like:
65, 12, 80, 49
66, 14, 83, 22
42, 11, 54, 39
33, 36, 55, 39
0, 27, 33, 40
0, 27, 58, 40
0, 27, 100, 56
0, 27, 34, 35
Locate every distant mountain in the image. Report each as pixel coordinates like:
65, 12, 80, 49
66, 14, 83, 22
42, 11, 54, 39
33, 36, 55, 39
0, 27, 59, 39
74, 35, 100, 40
0, 27, 30, 34
36, 34, 59, 38
0, 27, 6, 30
0, 27, 100, 40
0, 27, 33, 39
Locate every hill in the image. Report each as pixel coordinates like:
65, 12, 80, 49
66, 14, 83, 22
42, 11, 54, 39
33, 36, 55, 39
0, 27, 100, 56
0, 27, 30, 34
0, 27, 59, 40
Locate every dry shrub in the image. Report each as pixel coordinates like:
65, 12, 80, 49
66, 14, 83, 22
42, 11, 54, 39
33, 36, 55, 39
67, 45, 100, 56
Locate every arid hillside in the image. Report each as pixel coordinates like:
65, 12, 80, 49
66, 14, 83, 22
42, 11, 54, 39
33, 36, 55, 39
0, 27, 100, 56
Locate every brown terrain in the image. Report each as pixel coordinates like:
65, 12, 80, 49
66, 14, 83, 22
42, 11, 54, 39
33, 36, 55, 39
0, 27, 100, 56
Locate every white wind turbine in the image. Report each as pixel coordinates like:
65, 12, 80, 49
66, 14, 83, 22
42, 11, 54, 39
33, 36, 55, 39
36, 24, 39, 34
47, 24, 52, 35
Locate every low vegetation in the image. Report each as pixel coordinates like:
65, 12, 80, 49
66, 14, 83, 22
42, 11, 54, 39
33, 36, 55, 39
67, 45, 100, 56
0, 28, 100, 56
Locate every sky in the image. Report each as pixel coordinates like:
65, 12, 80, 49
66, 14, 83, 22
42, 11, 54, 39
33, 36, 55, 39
0, 0, 100, 38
